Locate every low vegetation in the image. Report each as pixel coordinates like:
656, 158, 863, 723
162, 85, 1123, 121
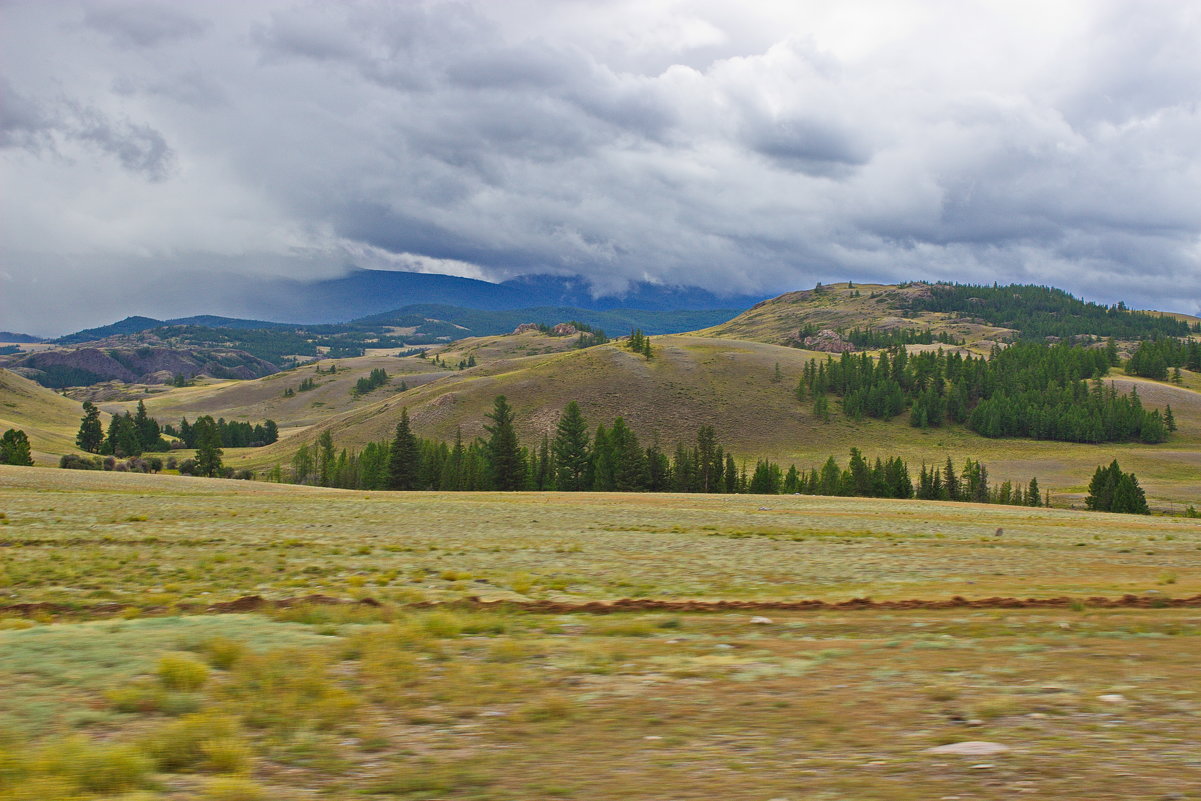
1, 467, 1200, 799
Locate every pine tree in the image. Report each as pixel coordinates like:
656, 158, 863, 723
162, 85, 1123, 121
1085, 460, 1123, 511
943, 456, 961, 501
193, 416, 224, 477
813, 393, 830, 422
590, 424, 615, 491
388, 409, 421, 490
0, 429, 34, 466
1111, 473, 1150, 514
772, 362, 783, 383
133, 401, 161, 452
611, 418, 647, 491
1164, 404, 1177, 432
76, 401, 104, 453
1027, 477, 1041, 507
534, 434, 553, 490
552, 402, 591, 491
484, 395, 525, 491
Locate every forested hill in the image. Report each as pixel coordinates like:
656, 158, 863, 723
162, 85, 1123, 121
903, 284, 1198, 340
702, 281, 1200, 347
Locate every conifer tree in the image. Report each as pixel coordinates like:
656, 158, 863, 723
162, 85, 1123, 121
0, 429, 33, 466
611, 418, 647, 491
193, 416, 224, 477
724, 453, 738, 494
316, 430, 336, 486
590, 423, 615, 491
484, 395, 525, 491
552, 401, 591, 491
388, 409, 421, 490
76, 401, 104, 453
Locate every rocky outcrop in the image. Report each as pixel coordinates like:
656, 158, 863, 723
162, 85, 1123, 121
793, 328, 856, 353
512, 323, 540, 335
551, 323, 579, 336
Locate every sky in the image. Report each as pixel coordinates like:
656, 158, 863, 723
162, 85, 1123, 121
2, 0, 1200, 335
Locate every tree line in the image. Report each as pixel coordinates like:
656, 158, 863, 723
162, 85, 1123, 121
281, 396, 1044, 508
903, 283, 1196, 340
75, 401, 278, 456
1126, 337, 1201, 380
797, 342, 1172, 443
162, 417, 278, 449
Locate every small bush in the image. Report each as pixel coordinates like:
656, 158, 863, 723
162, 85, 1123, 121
106, 679, 163, 713
142, 712, 245, 772
157, 653, 211, 691
59, 453, 102, 470
37, 736, 154, 794
201, 777, 267, 801
203, 637, 248, 670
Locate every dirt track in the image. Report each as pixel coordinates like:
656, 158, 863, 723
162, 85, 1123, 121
4, 592, 1200, 618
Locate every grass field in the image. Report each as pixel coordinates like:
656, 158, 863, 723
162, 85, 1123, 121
2, 467, 1200, 799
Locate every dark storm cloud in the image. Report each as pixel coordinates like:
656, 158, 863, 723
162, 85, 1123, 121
1, 0, 1200, 335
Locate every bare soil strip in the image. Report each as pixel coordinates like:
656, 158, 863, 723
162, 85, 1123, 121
5, 591, 1200, 618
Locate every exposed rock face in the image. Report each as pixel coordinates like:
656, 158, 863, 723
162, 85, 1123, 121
512, 323, 540, 335
551, 323, 579, 336
794, 328, 856, 353
2, 345, 277, 387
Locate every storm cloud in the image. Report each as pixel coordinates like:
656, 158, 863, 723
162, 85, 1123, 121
2, 0, 1199, 335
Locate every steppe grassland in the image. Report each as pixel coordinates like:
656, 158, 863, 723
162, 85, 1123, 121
3, 467, 1201, 799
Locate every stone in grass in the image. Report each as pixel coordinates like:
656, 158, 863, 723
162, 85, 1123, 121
1097, 694, 1127, 704
750, 616, 774, 624
925, 741, 1011, 756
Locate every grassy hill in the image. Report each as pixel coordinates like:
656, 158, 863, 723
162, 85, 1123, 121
96, 353, 449, 435
697, 282, 1016, 348
699, 281, 1199, 349
0, 368, 94, 464
225, 336, 1201, 510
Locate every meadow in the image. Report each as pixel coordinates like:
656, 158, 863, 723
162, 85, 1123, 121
2, 466, 1200, 800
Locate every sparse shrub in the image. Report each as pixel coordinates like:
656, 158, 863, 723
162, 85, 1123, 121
106, 679, 164, 713
217, 649, 357, 734
59, 453, 102, 470
202, 637, 247, 670
178, 458, 198, 475
486, 639, 527, 662
142, 712, 245, 772
157, 653, 211, 691
520, 694, 577, 722
201, 777, 267, 801
200, 737, 253, 774
35, 736, 154, 794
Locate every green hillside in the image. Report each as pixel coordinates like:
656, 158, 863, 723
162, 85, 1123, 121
227, 336, 1201, 511
0, 368, 96, 464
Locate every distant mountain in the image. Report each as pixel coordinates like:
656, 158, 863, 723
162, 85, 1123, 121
0, 331, 44, 343
58, 315, 295, 344
350, 304, 741, 338
220, 269, 770, 324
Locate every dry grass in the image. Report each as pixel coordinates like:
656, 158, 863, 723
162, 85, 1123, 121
2, 469, 1201, 799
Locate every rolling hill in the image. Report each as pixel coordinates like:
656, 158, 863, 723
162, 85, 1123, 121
700, 281, 1198, 349
224, 334, 1201, 510
0, 368, 94, 464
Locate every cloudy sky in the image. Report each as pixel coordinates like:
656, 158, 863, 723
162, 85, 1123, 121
2, 0, 1200, 335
